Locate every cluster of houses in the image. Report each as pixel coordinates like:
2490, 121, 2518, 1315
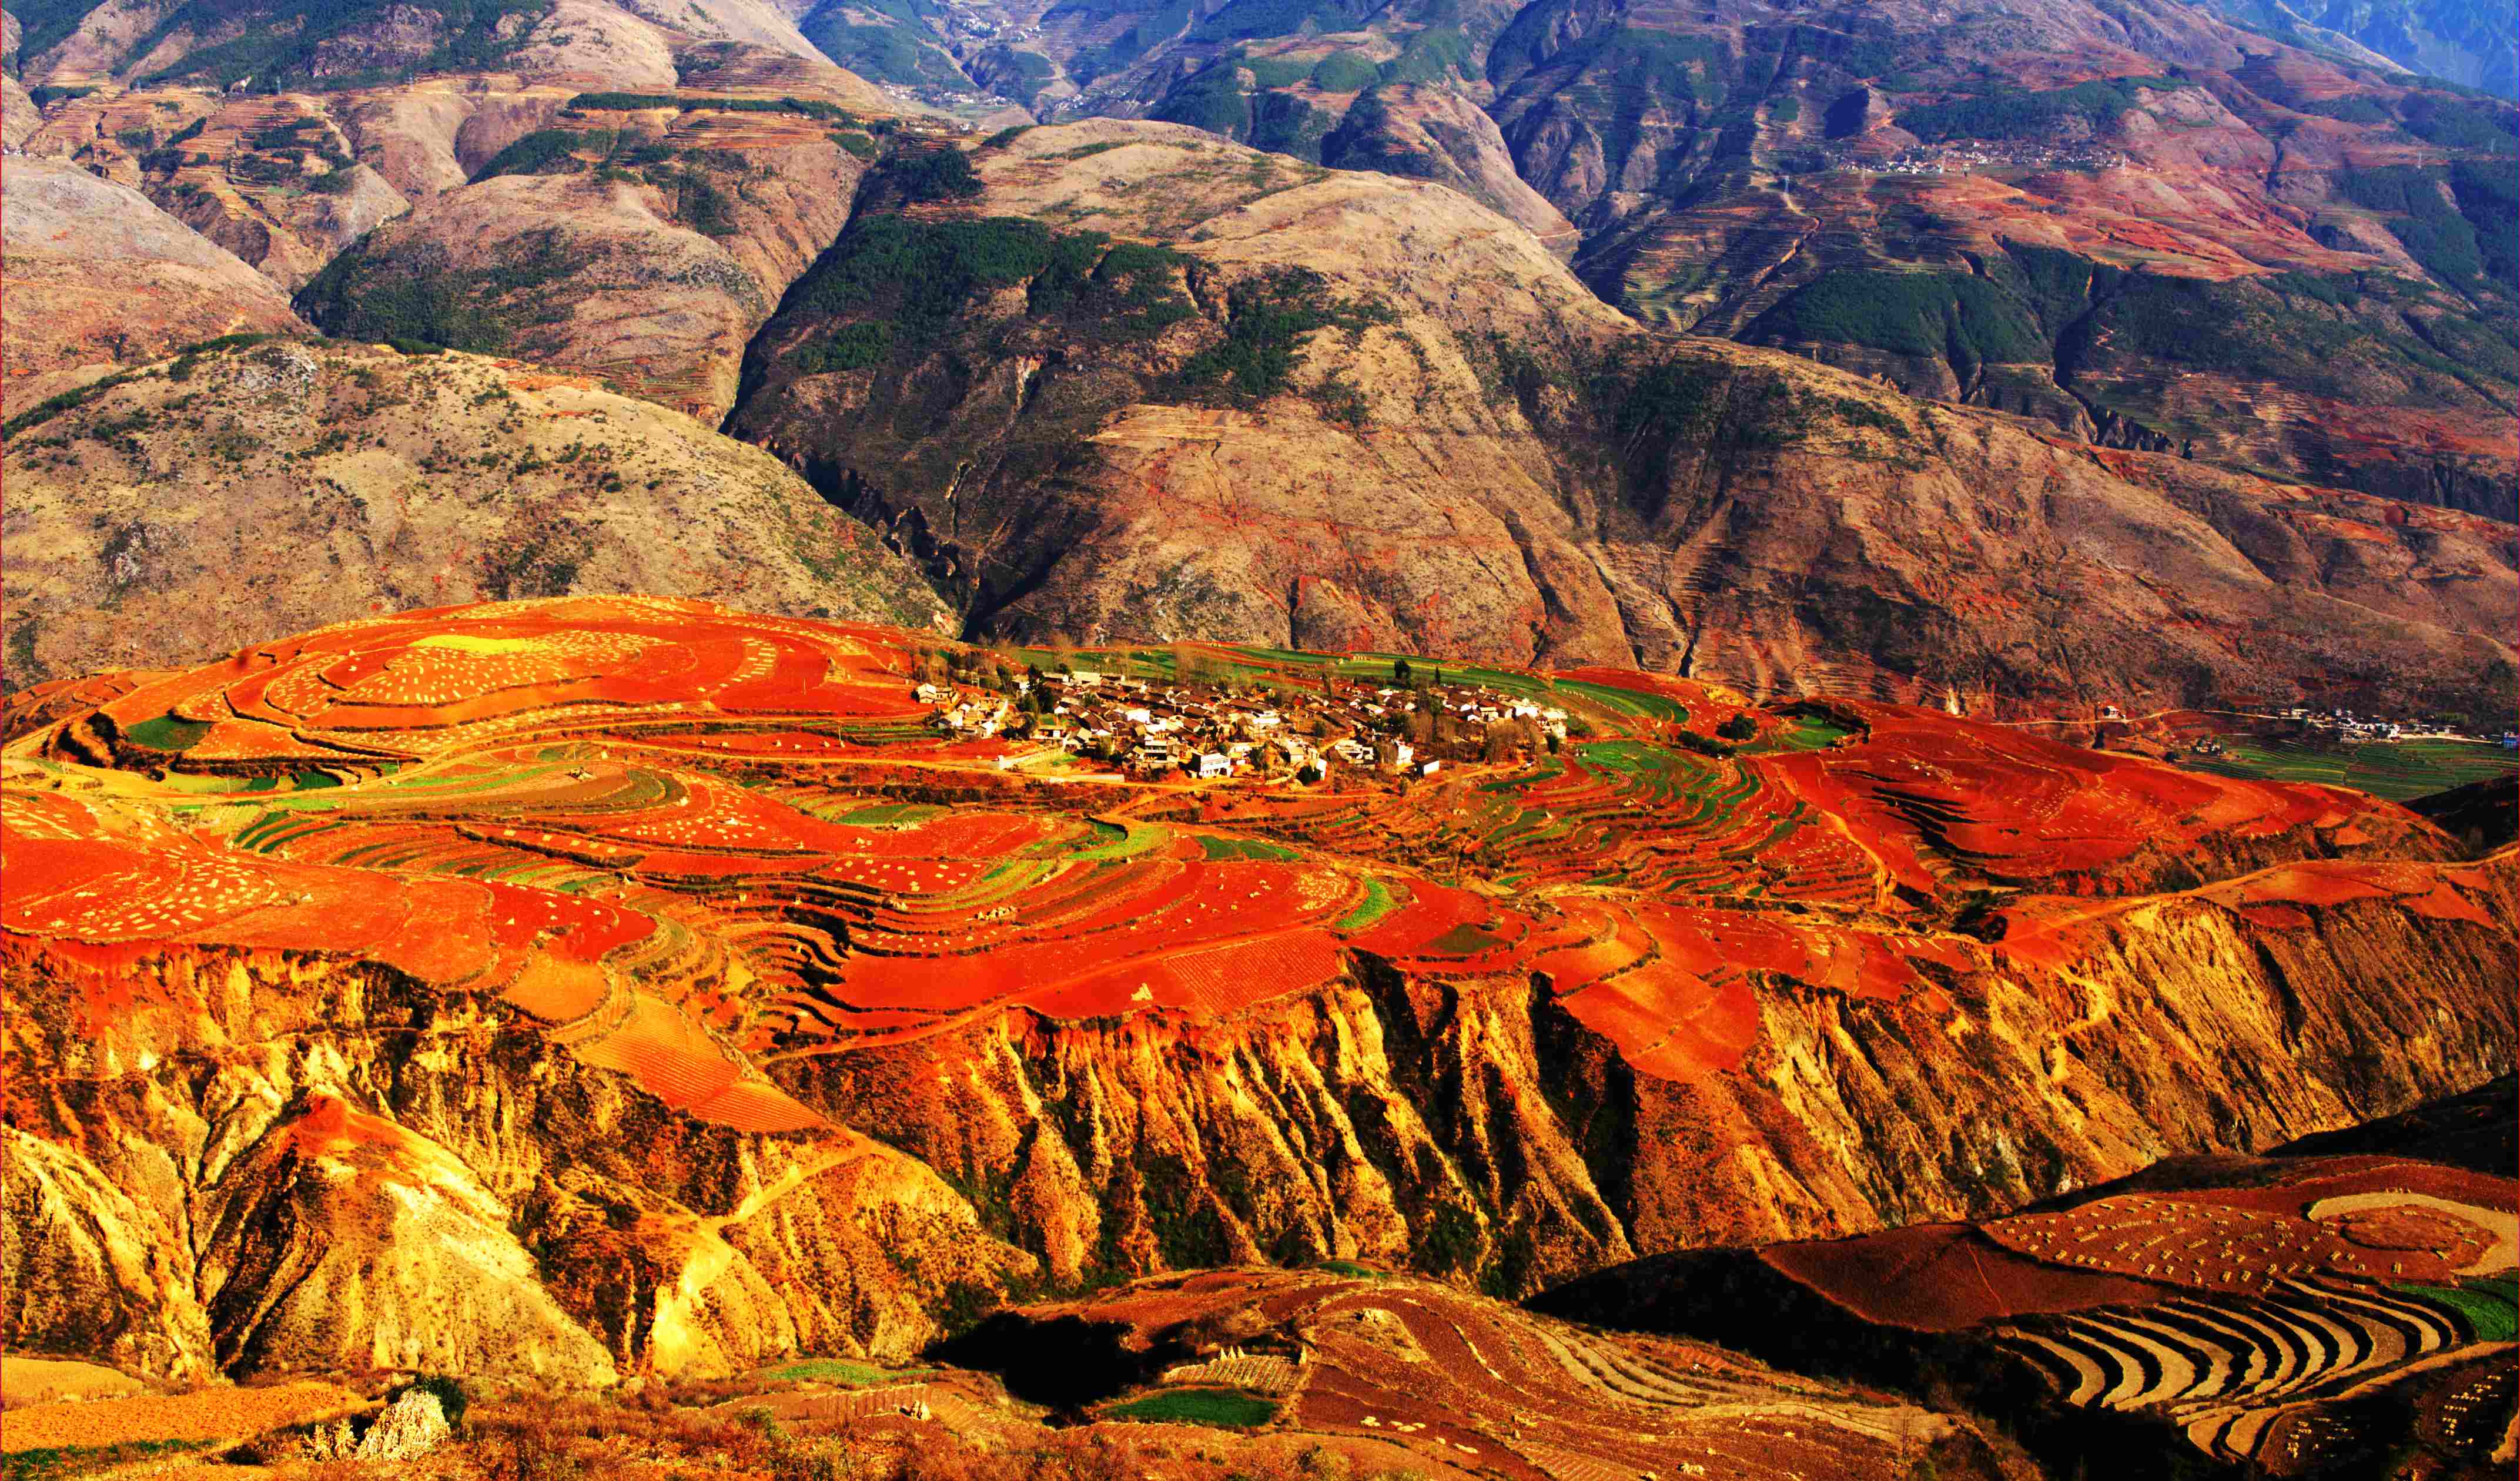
918, 666, 1573, 782
1840, 141, 2130, 176
2281, 708, 2517, 748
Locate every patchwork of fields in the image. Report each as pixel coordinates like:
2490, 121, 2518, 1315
2, 596, 2493, 1130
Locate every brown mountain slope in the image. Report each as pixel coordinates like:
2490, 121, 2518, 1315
1007, 0, 2518, 518
1317, 81, 1579, 253
729, 120, 2517, 725
293, 92, 882, 419
8, 0, 891, 107
0, 156, 310, 415
1480, 2, 2520, 518
23, 89, 416, 289
0, 340, 949, 683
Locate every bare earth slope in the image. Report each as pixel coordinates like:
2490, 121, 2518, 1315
729, 121, 2517, 725
0, 341, 949, 683
290, 91, 886, 420
0, 156, 310, 415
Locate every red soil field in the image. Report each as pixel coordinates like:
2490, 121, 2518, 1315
1762, 1223, 2174, 1331
4, 597, 2494, 1130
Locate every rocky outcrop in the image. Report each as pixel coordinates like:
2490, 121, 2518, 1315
1318, 83, 1580, 254
787, 863, 2517, 1291
0, 340, 948, 682
0, 941, 1034, 1382
5, 850, 2508, 1379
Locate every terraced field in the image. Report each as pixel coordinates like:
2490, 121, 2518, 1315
1589, 1154, 2520, 1473
1016, 1270, 1977, 1481
1, 598, 2487, 1131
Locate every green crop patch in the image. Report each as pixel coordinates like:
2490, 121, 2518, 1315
756, 1358, 937, 1386
1198, 835, 1299, 860
1105, 1387, 1279, 1428
5, 1440, 204, 1480
2397, 1278, 2518, 1342
1556, 679, 1687, 723
2187, 736, 2514, 802
1751, 715, 1857, 753
835, 802, 946, 826
1333, 876, 1400, 930
123, 713, 215, 752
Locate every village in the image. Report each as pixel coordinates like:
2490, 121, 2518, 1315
1833, 140, 2131, 175
916, 656, 1573, 783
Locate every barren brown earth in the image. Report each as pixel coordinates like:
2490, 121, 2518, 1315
0, 1379, 368, 1453
0, 156, 310, 416
0, 340, 951, 684
730, 120, 2517, 725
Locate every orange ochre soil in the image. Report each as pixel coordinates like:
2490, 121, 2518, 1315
0, 1379, 367, 1453
1, 597, 2498, 1131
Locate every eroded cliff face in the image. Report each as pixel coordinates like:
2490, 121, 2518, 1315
787, 864, 2517, 1295
0, 946, 1032, 1384
9, 856, 2507, 1381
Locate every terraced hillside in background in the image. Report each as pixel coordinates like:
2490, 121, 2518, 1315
4, 597, 2508, 1387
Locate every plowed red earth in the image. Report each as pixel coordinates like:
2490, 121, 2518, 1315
1026, 1270, 1957, 1481
0, 598, 2488, 1130
1762, 1155, 2517, 1326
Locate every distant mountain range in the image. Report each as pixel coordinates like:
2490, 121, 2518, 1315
2201, 0, 2515, 96
4, 0, 2514, 709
